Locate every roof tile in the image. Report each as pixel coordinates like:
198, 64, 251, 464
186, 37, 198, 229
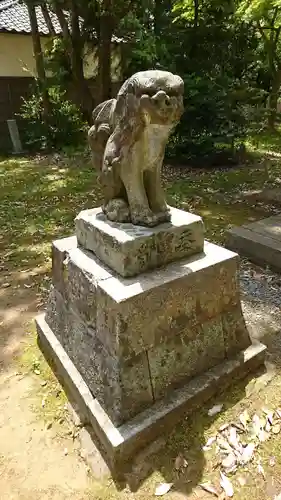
0, 0, 63, 35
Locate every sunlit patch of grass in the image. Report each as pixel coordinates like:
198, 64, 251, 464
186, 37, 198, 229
246, 127, 281, 157
18, 321, 67, 425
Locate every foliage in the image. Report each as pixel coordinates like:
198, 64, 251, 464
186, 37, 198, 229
126, 0, 266, 161
237, 0, 281, 128
20, 0, 281, 159
20, 84, 87, 150
44, 37, 72, 86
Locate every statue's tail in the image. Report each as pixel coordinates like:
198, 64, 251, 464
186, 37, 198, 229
91, 99, 116, 125
88, 99, 116, 172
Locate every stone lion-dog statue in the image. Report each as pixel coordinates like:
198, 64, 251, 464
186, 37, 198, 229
88, 70, 184, 227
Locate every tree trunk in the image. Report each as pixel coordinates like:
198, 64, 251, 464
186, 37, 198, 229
26, 2, 51, 120
69, 0, 93, 120
190, 0, 199, 57
97, 0, 113, 102
53, 4, 71, 43
268, 70, 281, 129
41, 3, 56, 36
154, 0, 162, 37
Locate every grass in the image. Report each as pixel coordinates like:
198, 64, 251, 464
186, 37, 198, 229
1, 133, 281, 499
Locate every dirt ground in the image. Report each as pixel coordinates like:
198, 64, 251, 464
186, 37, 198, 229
0, 280, 97, 500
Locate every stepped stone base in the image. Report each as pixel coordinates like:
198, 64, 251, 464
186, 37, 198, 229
37, 207, 266, 465
36, 313, 266, 468
75, 206, 204, 277
43, 231, 254, 427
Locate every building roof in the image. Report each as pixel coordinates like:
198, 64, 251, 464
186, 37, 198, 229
0, 0, 65, 35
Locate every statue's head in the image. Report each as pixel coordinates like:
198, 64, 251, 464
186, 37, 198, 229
115, 70, 184, 127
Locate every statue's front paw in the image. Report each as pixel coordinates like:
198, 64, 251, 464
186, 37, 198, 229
130, 208, 159, 227
155, 209, 171, 224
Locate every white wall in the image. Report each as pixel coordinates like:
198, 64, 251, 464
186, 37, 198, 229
0, 32, 122, 81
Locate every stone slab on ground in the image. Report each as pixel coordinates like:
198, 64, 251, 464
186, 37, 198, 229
36, 313, 266, 470
243, 187, 281, 205
227, 214, 281, 271
75, 206, 204, 277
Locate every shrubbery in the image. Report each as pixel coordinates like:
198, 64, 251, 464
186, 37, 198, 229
20, 84, 87, 150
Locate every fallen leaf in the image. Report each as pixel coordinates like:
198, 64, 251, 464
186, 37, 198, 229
217, 436, 233, 453
219, 423, 230, 432
263, 409, 274, 425
208, 404, 223, 417
252, 414, 261, 437
240, 443, 255, 464
199, 482, 219, 497
232, 422, 245, 433
174, 454, 188, 470
275, 409, 281, 419
258, 429, 270, 442
155, 483, 173, 496
228, 427, 242, 453
2, 282, 11, 288
265, 420, 271, 432
220, 472, 234, 497
257, 462, 266, 480
272, 423, 281, 434
34, 369, 40, 375
203, 436, 216, 451
222, 453, 237, 474
237, 476, 247, 486
239, 410, 250, 430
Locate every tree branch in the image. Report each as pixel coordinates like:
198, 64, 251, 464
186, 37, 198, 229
41, 3, 56, 36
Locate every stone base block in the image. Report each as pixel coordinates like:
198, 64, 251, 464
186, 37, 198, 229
75, 206, 204, 277
227, 215, 281, 271
44, 235, 253, 426
36, 313, 266, 468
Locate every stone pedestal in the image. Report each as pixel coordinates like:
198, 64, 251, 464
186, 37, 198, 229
36, 206, 266, 467
75, 206, 204, 277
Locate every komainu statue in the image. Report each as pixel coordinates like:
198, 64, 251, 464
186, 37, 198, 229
88, 70, 184, 227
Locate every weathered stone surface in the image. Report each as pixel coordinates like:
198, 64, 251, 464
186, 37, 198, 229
227, 215, 281, 271
51, 236, 77, 294
88, 70, 184, 227
45, 288, 153, 426
64, 247, 111, 329
75, 206, 204, 277
45, 236, 252, 425
222, 306, 251, 358
147, 316, 225, 399
227, 226, 281, 272
96, 242, 248, 360
36, 312, 266, 468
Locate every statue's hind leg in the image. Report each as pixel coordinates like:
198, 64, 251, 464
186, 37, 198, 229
100, 168, 130, 223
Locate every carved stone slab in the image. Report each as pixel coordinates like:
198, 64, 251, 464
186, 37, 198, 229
75, 206, 204, 277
